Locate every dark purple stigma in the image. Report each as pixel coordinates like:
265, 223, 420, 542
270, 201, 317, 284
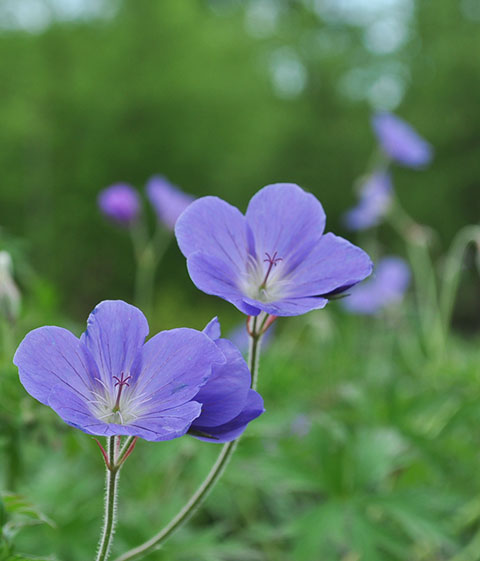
261, 251, 283, 288
113, 372, 131, 411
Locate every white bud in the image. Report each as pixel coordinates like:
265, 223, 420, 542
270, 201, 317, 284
0, 251, 20, 323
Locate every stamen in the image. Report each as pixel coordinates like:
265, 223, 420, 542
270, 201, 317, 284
261, 251, 283, 288
113, 372, 131, 412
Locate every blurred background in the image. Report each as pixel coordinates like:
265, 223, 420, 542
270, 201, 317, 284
1, 0, 479, 320
2, 1, 480, 561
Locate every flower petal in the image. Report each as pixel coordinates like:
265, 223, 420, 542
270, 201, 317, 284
242, 295, 328, 317
187, 252, 261, 315
80, 300, 149, 389
48, 385, 201, 441
203, 317, 221, 341
191, 390, 264, 443
130, 328, 224, 410
246, 184, 326, 270
285, 233, 373, 298
14, 326, 94, 405
175, 196, 251, 270
192, 338, 251, 427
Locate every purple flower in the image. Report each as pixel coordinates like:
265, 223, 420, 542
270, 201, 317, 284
98, 184, 140, 226
342, 257, 410, 315
343, 171, 393, 231
188, 318, 264, 443
146, 176, 194, 230
372, 112, 433, 168
175, 183, 373, 317
13, 301, 230, 442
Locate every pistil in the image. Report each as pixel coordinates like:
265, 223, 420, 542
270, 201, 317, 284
260, 251, 282, 289
113, 372, 131, 412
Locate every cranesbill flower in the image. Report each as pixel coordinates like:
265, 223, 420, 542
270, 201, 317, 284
146, 176, 194, 230
188, 318, 264, 442
372, 112, 433, 168
343, 171, 393, 231
98, 183, 140, 226
342, 256, 410, 315
175, 183, 373, 317
13, 300, 226, 441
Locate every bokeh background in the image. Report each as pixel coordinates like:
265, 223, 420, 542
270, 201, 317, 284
1, 1, 480, 561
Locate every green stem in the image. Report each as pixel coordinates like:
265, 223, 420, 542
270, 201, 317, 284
96, 437, 120, 561
113, 322, 263, 561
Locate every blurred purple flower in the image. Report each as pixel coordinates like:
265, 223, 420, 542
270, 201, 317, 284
189, 318, 264, 443
176, 183, 373, 317
342, 257, 410, 315
14, 300, 229, 442
98, 183, 140, 226
343, 171, 393, 231
372, 112, 433, 168
146, 176, 194, 230
290, 414, 312, 438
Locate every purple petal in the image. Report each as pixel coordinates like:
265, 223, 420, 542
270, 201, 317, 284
246, 183, 326, 269
176, 196, 251, 267
14, 326, 95, 405
187, 252, 261, 315
48, 385, 202, 441
146, 176, 194, 230
191, 390, 264, 443
130, 328, 224, 410
285, 233, 373, 299
193, 338, 251, 427
242, 295, 328, 317
203, 317, 221, 341
372, 113, 433, 168
80, 300, 149, 390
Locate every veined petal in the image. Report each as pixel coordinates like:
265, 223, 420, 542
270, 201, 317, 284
48, 385, 201, 441
80, 300, 149, 390
246, 183, 326, 270
285, 233, 373, 298
175, 196, 251, 271
14, 326, 94, 405
187, 252, 261, 316
130, 328, 224, 410
191, 390, 264, 443
193, 338, 251, 427
116, 401, 203, 442
242, 295, 328, 317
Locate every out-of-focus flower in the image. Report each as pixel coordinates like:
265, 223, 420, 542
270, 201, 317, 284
343, 171, 393, 231
14, 300, 227, 442
176, 183, 373, 317
372, 112, 433, 168
188, 318, 264, 443
146, 176, 194, 230
342, 256, 410, 315
0, 251, 20, 323
290, 414, 312, 438
98, 183, 140, 226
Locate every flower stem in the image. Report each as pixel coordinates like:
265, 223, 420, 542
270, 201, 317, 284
112, 322, 263, 561
95, 437, 120, 561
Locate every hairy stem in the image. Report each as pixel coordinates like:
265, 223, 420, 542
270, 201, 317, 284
113, 323, 263, 561
95, 437, 120, 561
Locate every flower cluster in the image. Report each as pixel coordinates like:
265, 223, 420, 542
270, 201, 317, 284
14, 301, 263, 442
